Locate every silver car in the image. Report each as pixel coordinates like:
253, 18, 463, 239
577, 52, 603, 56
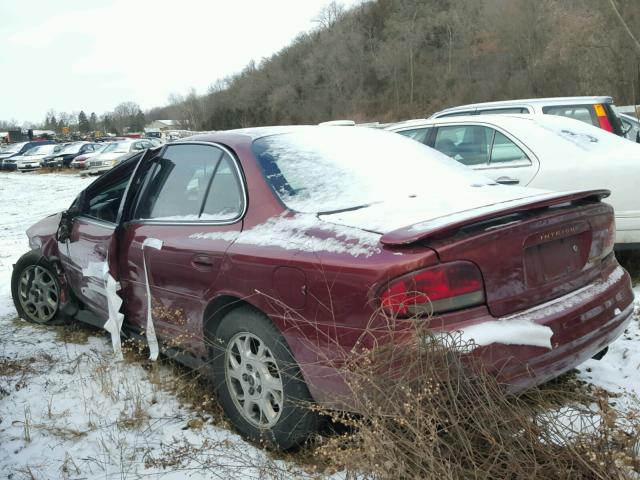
430, 96, 627, 138
87, 139, 152, 172
619, 113, 640, 143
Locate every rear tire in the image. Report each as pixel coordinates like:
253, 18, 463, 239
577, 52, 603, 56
11, 251, 66, 325
211, 306, 318, 450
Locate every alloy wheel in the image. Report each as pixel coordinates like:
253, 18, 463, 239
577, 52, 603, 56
225, 332, 284, 428
18, 265, 59, 323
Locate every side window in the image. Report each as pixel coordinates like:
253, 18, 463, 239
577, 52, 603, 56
201, 156, 243, 220
137, 144, 242, 221
490, 131, 530, 165
437, 110, 475, 118
396, 127, 431, 144
542, 105, 598, 128
85, 166, 135, 223
478, 107, 529, 115
433, 125, 493, 166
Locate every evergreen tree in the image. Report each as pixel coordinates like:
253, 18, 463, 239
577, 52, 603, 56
78, 110, 91, 133
133, 110, 146, 132
89, 112, 98, 131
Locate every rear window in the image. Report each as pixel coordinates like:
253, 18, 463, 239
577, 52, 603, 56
396, 127, 431, 143
252, 128, 496, 213
542, 105, 598, 128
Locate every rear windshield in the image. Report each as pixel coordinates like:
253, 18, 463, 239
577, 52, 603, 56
252, 128, 496, 213
542, 105, 598, 127
25, 144, 56, 155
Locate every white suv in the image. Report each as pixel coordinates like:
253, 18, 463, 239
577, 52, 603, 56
430, 96, 629, 138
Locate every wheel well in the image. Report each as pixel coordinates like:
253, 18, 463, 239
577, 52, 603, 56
203, 296, 252, 344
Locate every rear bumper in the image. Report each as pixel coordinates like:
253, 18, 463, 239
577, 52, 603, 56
299, 262, 634, 406
469, 264, 634, 391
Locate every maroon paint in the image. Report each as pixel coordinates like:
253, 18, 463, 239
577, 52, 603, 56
24, 130, 634, 407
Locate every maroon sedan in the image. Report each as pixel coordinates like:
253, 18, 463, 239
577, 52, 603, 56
11, 127, 634, 449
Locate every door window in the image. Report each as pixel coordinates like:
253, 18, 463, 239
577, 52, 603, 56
84, 163, 136, 223
201, 156, 243, 220
489, 131, 530, 165
433, 125, 493, 165
137, 144, 243, 222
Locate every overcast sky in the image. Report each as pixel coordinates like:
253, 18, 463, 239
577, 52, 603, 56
1, 0, 360, 125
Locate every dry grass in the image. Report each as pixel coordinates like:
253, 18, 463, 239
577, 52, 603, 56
307, 329, 640, 479
7, 289, 639, 479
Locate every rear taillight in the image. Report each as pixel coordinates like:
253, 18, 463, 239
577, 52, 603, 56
594, 104, 613, 133
380, 261, 485, 317
604, 217, 616, 255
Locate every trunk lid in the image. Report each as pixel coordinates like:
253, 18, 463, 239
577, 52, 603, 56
322, 189, 614, 318
420, 192, 615, 317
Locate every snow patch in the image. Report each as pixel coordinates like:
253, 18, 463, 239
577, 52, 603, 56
458, 319, 553, 349
191, 213, 382, 258
446, 266, 626, 351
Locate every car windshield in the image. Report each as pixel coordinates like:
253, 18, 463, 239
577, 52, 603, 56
252, 128, 497, 213
25, 144, 55, 155
3, 142, 27, 154
102, 141, 131, 153
59, 143, 84, 154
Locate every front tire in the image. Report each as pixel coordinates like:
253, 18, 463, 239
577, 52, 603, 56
11, 251, 65, 325
211, 306, 318, 450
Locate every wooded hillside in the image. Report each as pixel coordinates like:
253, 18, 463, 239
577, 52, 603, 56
149, 0, 640, 130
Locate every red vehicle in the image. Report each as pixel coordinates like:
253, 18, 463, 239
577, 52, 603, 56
11, 127, 634, 449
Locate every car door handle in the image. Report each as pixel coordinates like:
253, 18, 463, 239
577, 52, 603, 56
495, 176, 520, 185
191, 254, 214, 271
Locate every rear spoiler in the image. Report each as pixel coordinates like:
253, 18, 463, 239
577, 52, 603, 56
380, 189, 610, 246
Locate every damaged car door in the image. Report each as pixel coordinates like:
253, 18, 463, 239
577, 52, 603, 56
117, 143, 246, 356
57, 160, 138, 319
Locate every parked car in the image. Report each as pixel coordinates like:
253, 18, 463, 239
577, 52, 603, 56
42, 142, 103, 168
619, 113, 640, 143
5, 143, 62, 172
430, 96, 627, 137
386, 114, 640, 249
145, 137, 164, 147
86, 139, 152, 172
11, 127, 633, 449
0, 140, 57, 170
70, 144, 107, 169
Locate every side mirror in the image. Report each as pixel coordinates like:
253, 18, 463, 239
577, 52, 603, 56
56, 192, 85, 243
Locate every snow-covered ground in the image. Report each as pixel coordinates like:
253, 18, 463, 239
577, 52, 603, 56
0, 173, 315, 480
0, 172, 638, 479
